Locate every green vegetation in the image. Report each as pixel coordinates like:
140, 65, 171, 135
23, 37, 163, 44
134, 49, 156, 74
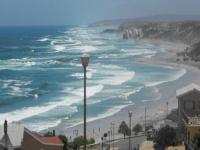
154, 125, 178, 150
166, 109, 178, 123
72, 136, 95, 149
193, 133, 200, 150
58, 135, 68, 150
57, 135, 95, 150
118, 121, 130, 138
133, 123, 143, 135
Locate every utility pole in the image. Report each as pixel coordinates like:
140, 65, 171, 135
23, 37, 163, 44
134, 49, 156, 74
145, 107, 147, 134
81, 54, 89, 150
166, 101, 169, 117
128, 111, 132, 150
108, 131, 111, 150
111, 122, 115, 150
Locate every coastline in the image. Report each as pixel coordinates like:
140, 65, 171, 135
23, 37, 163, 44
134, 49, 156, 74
53, 39, 200, 142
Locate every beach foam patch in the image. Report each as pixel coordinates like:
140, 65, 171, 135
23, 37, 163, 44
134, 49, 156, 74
54, 45, 66, 52
146, 68, 186, 87
37, 37, 49, 42
92, 64, 135, 85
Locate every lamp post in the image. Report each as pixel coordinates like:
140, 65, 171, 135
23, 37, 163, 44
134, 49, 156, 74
128, 111, 132, 150
108, 130, 111, 150
111, 122, 115, 150
166, 101, 169, 116
81, 54, 89, 150
145, 107, 147, 134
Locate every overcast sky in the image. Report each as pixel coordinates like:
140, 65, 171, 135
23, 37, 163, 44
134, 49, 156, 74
0, 0, 200, 26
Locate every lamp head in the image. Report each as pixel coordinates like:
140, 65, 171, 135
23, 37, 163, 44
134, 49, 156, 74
81, 53, 89, 67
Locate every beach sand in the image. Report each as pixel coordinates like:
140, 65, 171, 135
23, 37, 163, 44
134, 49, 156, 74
54, 39, 200, 143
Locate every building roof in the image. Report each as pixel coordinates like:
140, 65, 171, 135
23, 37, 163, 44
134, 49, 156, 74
0, 124, 24, 147
176, 83, 200, 98
24, 128, 63, 146
41, 137, 63, 145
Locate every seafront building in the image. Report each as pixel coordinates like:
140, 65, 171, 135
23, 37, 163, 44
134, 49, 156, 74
21, 128, 63, 150
176, 83, 200, 150
0, 120, 63, 150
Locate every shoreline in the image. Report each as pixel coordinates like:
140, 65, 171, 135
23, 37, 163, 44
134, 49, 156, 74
53, 39, 200, 142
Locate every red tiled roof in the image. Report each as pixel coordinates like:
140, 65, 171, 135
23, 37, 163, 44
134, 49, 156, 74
41, 136, 63, 145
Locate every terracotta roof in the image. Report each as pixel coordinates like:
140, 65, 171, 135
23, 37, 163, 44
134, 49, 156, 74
41, 137, 63, 145
24, 128, 64, 146
176, 83, 200, 97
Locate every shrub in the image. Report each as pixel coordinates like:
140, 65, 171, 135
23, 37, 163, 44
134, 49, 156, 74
154, 125, 178, 150
118, 121, 130, 137
133, 124, 143, 135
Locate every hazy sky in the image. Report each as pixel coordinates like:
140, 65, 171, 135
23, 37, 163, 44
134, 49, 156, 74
0, 0, 200, 26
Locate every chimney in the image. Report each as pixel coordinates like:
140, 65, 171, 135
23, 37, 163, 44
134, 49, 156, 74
4, 120, 7, 135
53, 130, 55, 136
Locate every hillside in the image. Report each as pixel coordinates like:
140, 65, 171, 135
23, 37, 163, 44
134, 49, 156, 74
111, 21, 200, 61
120, 22, 200, 45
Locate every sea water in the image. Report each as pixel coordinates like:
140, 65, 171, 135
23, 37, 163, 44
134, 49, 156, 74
0, 26, 186, 131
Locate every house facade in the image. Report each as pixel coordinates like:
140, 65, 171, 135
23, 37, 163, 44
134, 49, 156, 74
176, 83, 200, 150
21, 128, 64, 150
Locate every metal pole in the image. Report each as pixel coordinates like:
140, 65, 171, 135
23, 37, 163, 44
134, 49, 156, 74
129, 115, 131, 150
101, 137, 104, 150
84, 66, 87, 150
113, 124, 115, 150
108, 131, 111, 150
166, 102, 169, 116
145, 107, 146, 134
110, 124, 113, 150
129, 116, 131, 150
128, 111, 132, 150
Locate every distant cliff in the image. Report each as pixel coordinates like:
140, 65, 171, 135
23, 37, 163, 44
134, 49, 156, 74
119, 22, 200, 45
108, 22, 200, 61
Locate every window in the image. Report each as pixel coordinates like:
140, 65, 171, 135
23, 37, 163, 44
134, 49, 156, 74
184, 101, 194, 110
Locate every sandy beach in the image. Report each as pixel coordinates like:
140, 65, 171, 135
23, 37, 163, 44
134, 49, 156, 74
54, 39, 200, 143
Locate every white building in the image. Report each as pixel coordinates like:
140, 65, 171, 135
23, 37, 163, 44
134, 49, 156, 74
0, 120, 24, 150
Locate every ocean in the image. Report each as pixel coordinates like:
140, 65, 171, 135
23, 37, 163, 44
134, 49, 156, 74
0, 26, 186, 131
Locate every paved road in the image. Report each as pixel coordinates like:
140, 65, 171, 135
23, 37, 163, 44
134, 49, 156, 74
112, 135, 146, 150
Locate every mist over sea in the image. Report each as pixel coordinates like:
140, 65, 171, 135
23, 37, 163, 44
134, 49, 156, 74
0, 26, 186, 131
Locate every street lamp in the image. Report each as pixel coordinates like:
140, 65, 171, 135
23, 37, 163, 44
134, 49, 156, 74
81, 54, 90, 150
128, 111, 132, 150
166, 101, 169, 116
111, 122, 115, 150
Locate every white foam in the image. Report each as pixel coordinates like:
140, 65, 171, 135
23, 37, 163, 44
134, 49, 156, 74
121, 48, 157, 57
146, 68, 187, 87
54, 45, 66, 52
71, 84, 104, 98
93, 64, 135, 85
1, 80, 33, 96
30, 119, 62, 132
121, 86, 143, 100
66, 104, 132, 129
0, 84, 104, 125
37, 37, 49, 42
73, 45, 98, 52
71, 72, 93, 79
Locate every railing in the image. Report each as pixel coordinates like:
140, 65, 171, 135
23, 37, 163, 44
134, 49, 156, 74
182, 110, 189, 124
182, 110, 200, 125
